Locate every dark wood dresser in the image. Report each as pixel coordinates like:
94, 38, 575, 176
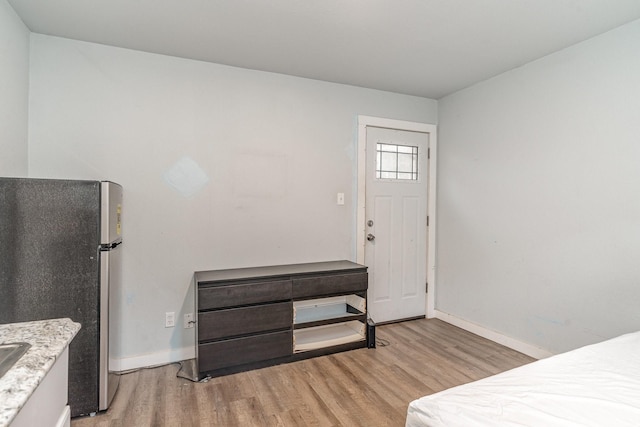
195, 260, 368, 378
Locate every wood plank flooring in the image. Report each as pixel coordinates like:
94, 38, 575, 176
71, 319, 534, 427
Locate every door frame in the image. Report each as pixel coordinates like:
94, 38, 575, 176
356, 115, 437, 318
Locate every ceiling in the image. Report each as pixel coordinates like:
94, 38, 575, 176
9, 0, 640, 99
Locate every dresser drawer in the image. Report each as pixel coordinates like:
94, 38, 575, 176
198, 301, 292, 342
198, 279, 292, 310
292, 272, 367, 299
198, 330, 292, 372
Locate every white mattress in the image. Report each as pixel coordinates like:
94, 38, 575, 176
406, 331, 640, 427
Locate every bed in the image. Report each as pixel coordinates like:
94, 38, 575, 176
406, 331, 640, 426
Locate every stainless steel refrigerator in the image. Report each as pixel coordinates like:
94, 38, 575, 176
0, 178, 122, 417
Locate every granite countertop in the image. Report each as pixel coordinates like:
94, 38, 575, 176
0, 318, 80, 427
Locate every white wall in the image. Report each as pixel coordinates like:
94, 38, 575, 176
28, 34, 437, 367
0, 0, 29, 176
437, 19, 640, 354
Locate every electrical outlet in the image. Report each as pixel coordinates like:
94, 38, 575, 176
165, 311, 175, 328
184, 313, 194, 329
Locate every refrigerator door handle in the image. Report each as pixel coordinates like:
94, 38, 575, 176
100, 241, 122, 251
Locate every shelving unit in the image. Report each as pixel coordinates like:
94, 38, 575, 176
293, 294, 366, 352
294, 294, 366, 325
294, 320, 366, 352
195, 260, 368, 378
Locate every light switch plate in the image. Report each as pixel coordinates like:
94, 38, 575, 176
337, 193, 345, 205
165, 312, 175, 328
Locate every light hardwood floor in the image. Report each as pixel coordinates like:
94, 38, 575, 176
72, 319, 534, 427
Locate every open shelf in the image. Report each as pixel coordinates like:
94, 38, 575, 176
294, 294, 365, 326
293, 320, 366, 352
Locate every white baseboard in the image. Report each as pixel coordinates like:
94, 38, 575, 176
434, 310, 553, 360
108, 312, 552, 370
110, 346, 195, 372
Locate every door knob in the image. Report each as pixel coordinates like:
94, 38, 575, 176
367, 233, 375, 241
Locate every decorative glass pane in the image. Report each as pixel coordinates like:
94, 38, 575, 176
381, 152, 397, 172
376, 143, 418, 181
398, 153, 413, 173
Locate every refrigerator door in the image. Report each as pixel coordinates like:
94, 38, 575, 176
101, 181, 122, 245
99, 244, 122, 410
99, 180, 123, 410
0, 177, 101, 417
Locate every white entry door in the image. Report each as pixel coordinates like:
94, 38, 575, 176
364, 125, 430, 323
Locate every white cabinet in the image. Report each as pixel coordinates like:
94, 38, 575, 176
11, 347, 71, 427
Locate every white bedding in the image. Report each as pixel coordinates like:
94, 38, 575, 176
406, 331, 640, 426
